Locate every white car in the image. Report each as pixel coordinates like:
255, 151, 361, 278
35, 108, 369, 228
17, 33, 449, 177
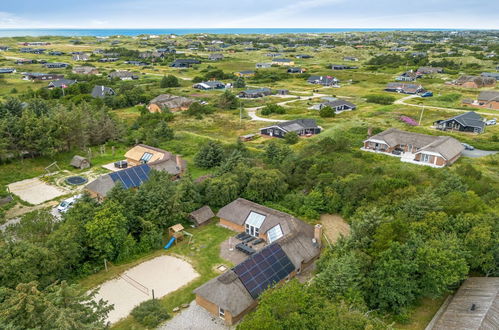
57, 194, 83, 213
485, 118, 496, 126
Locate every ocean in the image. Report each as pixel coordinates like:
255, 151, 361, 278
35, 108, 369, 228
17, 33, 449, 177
0, 28, 467, 37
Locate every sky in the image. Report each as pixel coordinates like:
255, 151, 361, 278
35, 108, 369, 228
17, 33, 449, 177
0, 0, 498, 29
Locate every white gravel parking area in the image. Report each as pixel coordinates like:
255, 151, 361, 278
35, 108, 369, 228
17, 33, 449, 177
8, 178, 68, 205
93, 255, 199, 324
159, 300, 234, 330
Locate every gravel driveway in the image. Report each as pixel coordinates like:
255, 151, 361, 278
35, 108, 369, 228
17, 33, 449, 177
159, 301, 233, 330
462, 149, 498, 158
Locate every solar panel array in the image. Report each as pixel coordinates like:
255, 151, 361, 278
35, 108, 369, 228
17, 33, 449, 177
233, 243, 295, 299
109, 164, 151, 189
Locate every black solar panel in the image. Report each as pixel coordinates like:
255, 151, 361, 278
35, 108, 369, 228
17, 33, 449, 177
233, 243, 295, 299
109, 164, 151, 189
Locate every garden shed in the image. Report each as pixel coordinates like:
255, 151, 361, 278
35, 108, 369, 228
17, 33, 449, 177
70, 155, 91, 169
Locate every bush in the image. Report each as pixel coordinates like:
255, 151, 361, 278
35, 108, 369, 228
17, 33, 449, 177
160, 75, 180, 88
319, 105, 335, 118
284, 131, 299, 144
365, 94, 395, 105
131, 299, 169, 327
260, 104, 285, 115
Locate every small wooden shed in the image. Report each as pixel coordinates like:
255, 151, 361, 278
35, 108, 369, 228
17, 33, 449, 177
189, 206, 215, 227
70, 155, 91, 169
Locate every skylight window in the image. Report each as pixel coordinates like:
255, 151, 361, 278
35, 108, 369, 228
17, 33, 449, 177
140, 152, 153, 163
267, 225, 283, 243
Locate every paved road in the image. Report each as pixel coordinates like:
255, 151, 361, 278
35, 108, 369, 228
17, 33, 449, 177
395, 95, 498, 117
462, 149, 498, 158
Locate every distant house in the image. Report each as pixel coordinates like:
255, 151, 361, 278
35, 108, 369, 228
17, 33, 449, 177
260, 119, 321, 138
193, 81, 225, 90
22, 72, 64, 81
343, 56, 359, 61
310, 99, 356, 113
417, 66, 443, 75
435, 111, 486, 134
238, 88, 272, 98
0, 68, 16, 74
287, 67, 305, 74
307, 75, 339, 87
44, 62, 69, 69
124, 60, 148, 66
99, 57, 119, 62
48, 51, 64, 56
147, 94, 196, 112
91, 85, 116, 98
426, 277, 499, 330
272, 58, 294, 66
331, 64, 357, 70
0, 46, 9, 51
256, 63, 272, 69
396, 71, 422, 82
72, 54, 90, 61
295, 54, 313, 59
48, 79, 77, 89
189, 205, 215, 227
73, 66, 99, 75
451, 75, 496, 88
385, 82, 424, 94
234, 70, 255, 78
108, 71, 138, 80
390, 47, 408, 52
481, 72, 499, 80
15, 59, 36, 65
362, 128, 463, 167
208, 53, 224, 61
156, 47, 176, 54
195, 198, 321, 325
469, 90, 499, 110
170, 59, 201, 68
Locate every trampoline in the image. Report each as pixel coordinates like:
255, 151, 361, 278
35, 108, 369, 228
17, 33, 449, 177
65, 176, 88, 185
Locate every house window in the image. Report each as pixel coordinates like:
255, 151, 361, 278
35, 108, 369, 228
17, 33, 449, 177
219, 307, 225, 319
421, 154, 430, 163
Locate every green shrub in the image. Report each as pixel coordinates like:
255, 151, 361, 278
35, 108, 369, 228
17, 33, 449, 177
436, 93, 461, 102
261, 104, 285, 115
365, 94, 395, 105
319, 105, 335, 118
284, 131, 299, 144
131, 299, 169, 327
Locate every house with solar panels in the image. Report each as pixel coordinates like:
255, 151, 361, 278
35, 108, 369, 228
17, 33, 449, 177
193, 198, 322, 324
85, 144, 186, 199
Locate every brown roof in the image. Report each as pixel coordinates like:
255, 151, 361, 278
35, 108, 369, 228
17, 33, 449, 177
216, 198, 314, 240
148, 94, 196, 110
125, 144, 185, 175
366, 128, 463, 160
429, 277, 499, 330
193, 270, 255, 316
455, 75, 496, 87
189, 206, 215, 225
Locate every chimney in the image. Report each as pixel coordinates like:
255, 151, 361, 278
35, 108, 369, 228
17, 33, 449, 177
314, 224, 323, 248
176, 155, 183, 173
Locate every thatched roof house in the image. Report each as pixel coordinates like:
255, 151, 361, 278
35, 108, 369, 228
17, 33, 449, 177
70, 155, 90, 169
189, 206, 215, 226
427, 277, 499, 330
147, 94, 196, 113
124, 144, 186, 175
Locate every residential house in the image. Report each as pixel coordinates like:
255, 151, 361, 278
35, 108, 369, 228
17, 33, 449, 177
362, 128, 463, 167
396, 71, 422, 82
385, 82, 424, 94
256, 63, 272, 69
451, 75, 496, 88
85, 145, 185, 200
47, 79, 77, 89
91, 85, 116, 98
99, 57, 119, 62
272, 58, 294, 66
73, 66, 99, 75
238, 88, 272, 98
390, 47, 408, 52
15, 59, 35, 64
0, 46, 9, 51
44, 62, 69, 69
170, 59, 201, 68
48, 51, 64, 56
156, 47, 176, 54
124, 60, 148, 66
469, 90, 499, 110
481, 72, 499, 80
22, 73, 64, 81
287, 67, 305, 74
108, 71, 138, 80
295, 54, 313, 58
307, 75, 339, 87
0, 68, 16, 74
208, 53, 224, 61
310, 98, 356, 113
417, 66, 443, 75
147, 94, 196, 112
260, 119, 321, 138
435, 111, 486, 133
343, 56, 359, 61
72, 54, 90, 61
193, 81, 225, 90
331, 64, 357, 70
234, 70, 255, 78
194, 198, 321, 325
426, 277, 499, 330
